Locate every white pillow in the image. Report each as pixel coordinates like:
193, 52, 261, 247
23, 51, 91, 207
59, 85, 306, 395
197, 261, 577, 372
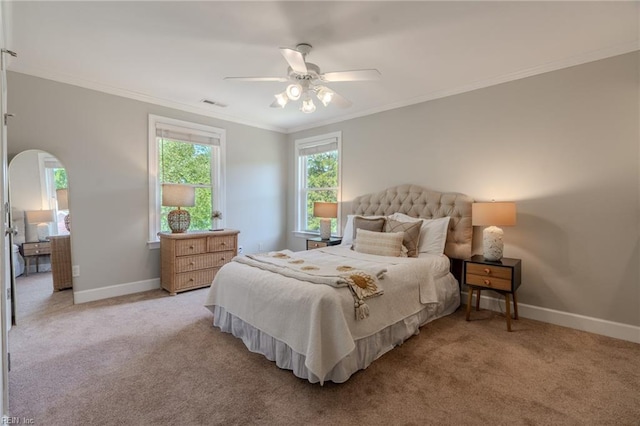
388, 213, 450, 255
340, 214, 386, 246
353, 228, 404, 257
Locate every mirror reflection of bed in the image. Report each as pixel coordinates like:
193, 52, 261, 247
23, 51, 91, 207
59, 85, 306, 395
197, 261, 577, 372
9, 150, 73, 322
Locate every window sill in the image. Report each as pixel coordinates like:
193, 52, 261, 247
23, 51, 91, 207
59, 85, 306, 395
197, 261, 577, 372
147, 240, 160, 250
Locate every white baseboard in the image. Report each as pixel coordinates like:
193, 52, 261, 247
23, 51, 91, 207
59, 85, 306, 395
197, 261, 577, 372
73, 278, 161, 304
461, 291, 640, 344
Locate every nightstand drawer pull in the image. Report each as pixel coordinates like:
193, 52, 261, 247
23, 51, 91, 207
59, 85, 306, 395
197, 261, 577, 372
189, 245, 194, 249
484, 268, 491, 275
35, 250, 40, 254
484, 279, 491, 285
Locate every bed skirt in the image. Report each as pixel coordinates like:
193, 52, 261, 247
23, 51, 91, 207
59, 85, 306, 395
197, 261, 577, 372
212, 290, 459, 384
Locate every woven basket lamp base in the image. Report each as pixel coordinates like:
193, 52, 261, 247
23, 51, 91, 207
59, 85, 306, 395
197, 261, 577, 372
168, 209, 191, 233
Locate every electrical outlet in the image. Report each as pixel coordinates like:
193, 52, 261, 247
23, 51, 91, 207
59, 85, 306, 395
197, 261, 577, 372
238, 246, 243, 254
72, 265, 80, 277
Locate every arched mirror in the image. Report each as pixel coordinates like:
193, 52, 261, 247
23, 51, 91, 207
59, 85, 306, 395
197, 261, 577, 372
8, 150, 72, 320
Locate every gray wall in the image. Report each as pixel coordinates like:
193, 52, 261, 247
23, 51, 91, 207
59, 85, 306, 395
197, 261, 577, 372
288, 52, 639, 327
8, 72, 288, 293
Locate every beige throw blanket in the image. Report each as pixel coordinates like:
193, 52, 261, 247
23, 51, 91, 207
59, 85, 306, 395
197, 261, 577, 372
234, 250, 386, 320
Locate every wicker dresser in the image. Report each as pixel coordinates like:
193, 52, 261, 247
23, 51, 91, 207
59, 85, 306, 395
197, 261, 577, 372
49, 235, 73, 291
159, 229, 239, 295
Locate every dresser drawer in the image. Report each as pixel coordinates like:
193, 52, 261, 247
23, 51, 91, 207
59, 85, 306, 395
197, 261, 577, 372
175, 238, 207, 256
174, 268, 218, 291
175, 251, 234, 273
207, 235, 236, 252
466, 263, 512, 280
465, 273, 512, 291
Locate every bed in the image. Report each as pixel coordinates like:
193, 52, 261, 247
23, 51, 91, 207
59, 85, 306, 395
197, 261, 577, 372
11, 208, 26, 277
205, 185, 473, 384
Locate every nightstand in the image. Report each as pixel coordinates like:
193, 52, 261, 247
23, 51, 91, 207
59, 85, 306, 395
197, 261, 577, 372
306, 237, 342, 250
464, 255, 522, 331
20, 241, 52, 276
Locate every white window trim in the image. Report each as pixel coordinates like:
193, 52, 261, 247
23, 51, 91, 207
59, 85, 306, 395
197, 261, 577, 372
148, 115, 226, 246
294, 131, 342, 238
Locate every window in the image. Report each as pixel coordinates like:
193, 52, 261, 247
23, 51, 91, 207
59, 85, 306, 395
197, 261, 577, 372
148, 115, 226, 243
38, 153, 68, 235
295, 132, 341, 236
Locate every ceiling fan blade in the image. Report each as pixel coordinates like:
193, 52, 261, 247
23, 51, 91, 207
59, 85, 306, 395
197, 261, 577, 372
280, 47, 308, 74
321, 69, 381, 82
224, 76, 288, 82
328, 89, 352, 109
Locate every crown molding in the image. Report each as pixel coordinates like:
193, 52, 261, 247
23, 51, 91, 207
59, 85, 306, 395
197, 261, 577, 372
286, 41, 640, 134
7, 66, 288, 134
9, 40, 638, 135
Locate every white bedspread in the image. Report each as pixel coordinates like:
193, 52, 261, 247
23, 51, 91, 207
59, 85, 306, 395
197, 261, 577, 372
204, 246, 451, 383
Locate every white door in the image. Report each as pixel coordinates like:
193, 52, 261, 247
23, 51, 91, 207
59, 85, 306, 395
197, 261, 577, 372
0, 5, 13, 415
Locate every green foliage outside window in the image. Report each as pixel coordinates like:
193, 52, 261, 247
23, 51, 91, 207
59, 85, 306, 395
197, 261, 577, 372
54, 169, 67, 190
305, 151, 338, 233
159, 139, 214, 232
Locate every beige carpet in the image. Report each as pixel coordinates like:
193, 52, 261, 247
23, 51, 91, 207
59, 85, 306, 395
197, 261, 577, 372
8, 273, 640, 425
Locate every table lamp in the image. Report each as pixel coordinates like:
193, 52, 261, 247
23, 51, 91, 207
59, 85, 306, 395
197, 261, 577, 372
56, 188, 70, 231
25, 209, 55, 241
472, 202, 516, 261
313, 202, 337, 240
162, 184, 195, 233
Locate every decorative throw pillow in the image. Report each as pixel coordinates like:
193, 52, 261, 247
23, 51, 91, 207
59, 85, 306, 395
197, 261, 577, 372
352, 216, 386, 250
388, 213, 450, 255
385, 218, 422, 257
341, 215, 385, 246
354, 228, 404, 257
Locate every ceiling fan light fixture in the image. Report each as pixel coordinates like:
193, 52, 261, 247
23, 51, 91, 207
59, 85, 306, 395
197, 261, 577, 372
316, 88, 334, 107
274, 92, 289, 108
300, 96, 316, 114
286, 83, 302, 101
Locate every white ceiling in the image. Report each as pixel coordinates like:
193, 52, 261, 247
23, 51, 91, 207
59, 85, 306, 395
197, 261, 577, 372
7, 1, 639, 133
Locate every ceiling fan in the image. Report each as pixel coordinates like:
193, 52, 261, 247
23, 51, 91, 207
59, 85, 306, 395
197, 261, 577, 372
224, 43, 381, 113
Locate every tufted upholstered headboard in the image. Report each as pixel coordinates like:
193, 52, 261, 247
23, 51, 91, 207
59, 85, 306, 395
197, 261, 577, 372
350, 184, 473, 260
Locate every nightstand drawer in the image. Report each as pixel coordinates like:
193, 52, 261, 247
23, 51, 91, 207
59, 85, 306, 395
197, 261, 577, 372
308, 241, 328, 249
465, 273, 512, 291
175, 238, 207, 256
466, 263, 512, 280
175, 251, 234, 273
23, 242, 51, 256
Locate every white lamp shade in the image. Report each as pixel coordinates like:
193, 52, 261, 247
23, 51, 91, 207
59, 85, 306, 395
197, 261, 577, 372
313, 202, 338, 219
162, 184, 195, 208
56, 188, 69, 210
25, 209, 55, 224
472, 202, 516, 227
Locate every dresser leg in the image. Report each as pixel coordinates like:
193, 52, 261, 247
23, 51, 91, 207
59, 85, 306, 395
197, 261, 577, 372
512, 291, 519, 320
465, 288, 473, 321
475, 289, 481, 311
504, 293, 512, 332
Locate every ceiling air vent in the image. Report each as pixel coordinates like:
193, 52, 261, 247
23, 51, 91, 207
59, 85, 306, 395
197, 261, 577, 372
201, 99, 227, 108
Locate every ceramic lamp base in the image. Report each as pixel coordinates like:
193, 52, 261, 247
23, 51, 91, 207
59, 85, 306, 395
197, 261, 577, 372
482, 225, 504, 261
319, 218, 331, 240
64, 214, 71, 232
168, 209, 191, 233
